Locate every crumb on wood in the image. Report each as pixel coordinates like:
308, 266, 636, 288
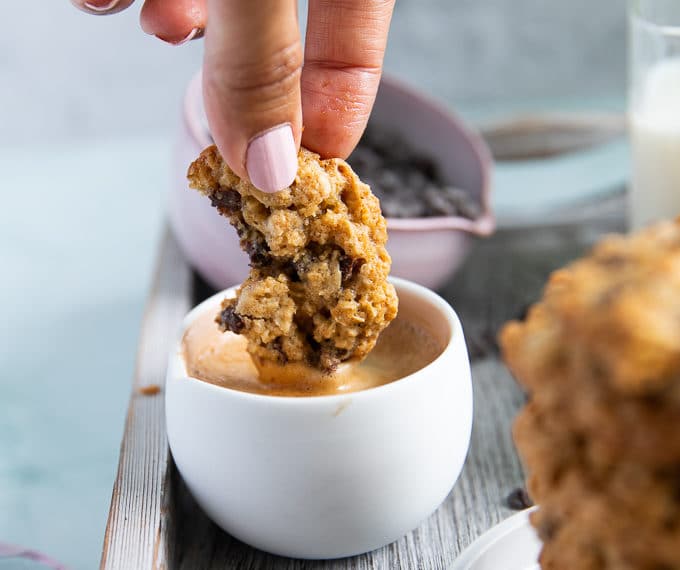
138, 384, 162, 396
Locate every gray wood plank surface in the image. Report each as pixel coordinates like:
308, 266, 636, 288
100, 228, 191, 570
102, 209, 626, 569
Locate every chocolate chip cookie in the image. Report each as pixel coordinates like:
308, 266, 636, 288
188, 145, 398, 371
500, 219, 680, 569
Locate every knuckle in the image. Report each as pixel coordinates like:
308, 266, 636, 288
212, 40, 303, 108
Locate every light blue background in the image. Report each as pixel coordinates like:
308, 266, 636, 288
0, 139, 166, 569
0, 1, 627, 569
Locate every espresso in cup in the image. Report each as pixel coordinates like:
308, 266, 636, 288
182, 301, 444, 397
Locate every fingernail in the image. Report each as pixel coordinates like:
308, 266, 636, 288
246, 125, 297, 193
84, 0, 119, 12
155, 27, 203, 46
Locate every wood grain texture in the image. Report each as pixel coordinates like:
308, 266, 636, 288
103, 208, 626, 568
100, 228, 191, 570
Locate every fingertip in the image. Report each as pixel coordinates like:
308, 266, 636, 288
157, 27, 204, 46
72, 0, 134, 15
140, 0, 206, 42
246, 125, 298, 193
300, 69, 377, 159
84, 0, 118, 12
301, 120, 364, 160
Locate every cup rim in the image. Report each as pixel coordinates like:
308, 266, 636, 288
169, 276, 466, 405
182, 72, 495, 237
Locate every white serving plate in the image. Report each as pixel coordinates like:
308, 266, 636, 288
451, 509, 541, 570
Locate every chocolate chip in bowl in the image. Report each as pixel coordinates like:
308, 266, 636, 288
349, 124, 481, 221
171, 72, 495, 290
359, 76, 495, 288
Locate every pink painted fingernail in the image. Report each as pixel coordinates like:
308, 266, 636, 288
84, 0, 120, 12
246, 125, 297, 193
156, 28, 203, 46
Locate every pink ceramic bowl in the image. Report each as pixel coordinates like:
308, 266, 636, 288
170, 73, 494, 290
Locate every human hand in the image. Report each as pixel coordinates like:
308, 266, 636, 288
71, 0, 395, 193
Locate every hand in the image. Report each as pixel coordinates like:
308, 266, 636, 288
71, 0, 395, 193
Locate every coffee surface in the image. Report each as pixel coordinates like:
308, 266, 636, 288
183, 304, 444, 397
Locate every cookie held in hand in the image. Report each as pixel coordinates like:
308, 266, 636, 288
188, 145, 398, 371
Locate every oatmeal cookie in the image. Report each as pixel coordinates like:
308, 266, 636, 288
188, 145, 398, 371
500, 219, 680, 570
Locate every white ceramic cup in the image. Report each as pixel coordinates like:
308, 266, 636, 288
166, 277, 473, 559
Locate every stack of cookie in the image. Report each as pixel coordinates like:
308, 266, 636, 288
501, 220, 680, 569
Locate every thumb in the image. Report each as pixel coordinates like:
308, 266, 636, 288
203, 0, 302, 193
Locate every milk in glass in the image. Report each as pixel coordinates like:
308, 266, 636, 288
630, 59, 680, 229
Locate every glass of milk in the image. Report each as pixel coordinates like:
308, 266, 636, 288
629, 0, 680, 229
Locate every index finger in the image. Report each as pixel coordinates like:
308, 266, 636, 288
301, 0, 395, 159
